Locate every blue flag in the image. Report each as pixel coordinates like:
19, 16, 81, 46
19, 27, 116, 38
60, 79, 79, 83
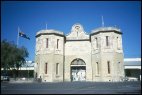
19, 32, 30, 40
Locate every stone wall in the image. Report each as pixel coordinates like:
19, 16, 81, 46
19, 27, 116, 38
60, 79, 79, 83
64, 41, 92, 81
91, 31, 124, 82
35, 24, 124, 82
35, 30, 64, 82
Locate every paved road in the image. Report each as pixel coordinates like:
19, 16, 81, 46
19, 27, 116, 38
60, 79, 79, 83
1, 81, 141, 94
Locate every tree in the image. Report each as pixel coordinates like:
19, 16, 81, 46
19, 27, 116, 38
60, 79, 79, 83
14, 46, 29, 77
1, 40, 29, 77
1, 40, 16, 71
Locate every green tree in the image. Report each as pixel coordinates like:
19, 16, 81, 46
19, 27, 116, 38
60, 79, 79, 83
1, 40, 29, 78
14, 46, 29, 77
1, 40, 16, 70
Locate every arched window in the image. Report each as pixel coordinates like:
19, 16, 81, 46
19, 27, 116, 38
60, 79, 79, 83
71, 59, 86, 65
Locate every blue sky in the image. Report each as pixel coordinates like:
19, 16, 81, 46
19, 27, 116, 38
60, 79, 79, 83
1, 1, 141, 61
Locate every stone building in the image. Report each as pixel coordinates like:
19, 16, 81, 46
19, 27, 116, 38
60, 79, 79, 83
35, 23, 125, 82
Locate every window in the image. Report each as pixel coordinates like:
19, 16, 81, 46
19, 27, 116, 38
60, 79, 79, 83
45, 63, 48, 74
106, 36, 109, 46
118, 62, 121, 73
56, 63, 59, 75
117, 37, 120, 49
57, 39, 59, 49
95, 38, 98, 48
107, 61, 110, 74
96, 62, 99, 74
46, 38, 48, 48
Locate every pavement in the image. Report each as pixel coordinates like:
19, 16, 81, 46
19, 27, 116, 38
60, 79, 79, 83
9, 80, 34, 83
1, 81, 141, 94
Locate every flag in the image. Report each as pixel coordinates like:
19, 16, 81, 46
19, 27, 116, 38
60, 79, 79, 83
19, 32, 30, 40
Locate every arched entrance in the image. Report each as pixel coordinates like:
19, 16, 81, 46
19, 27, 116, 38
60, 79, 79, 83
70, 58, 86, 81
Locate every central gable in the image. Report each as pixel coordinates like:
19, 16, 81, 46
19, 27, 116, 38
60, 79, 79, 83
66, 23, 89, 40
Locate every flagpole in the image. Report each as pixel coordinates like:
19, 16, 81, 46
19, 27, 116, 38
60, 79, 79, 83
102, 16, 104, 27
46, 23, 47, 30
17, 27, 20, 47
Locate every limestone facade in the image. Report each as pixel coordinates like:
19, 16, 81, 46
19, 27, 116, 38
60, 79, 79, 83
35, 23, 125, 82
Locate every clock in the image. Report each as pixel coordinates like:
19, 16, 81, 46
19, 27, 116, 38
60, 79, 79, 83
75, 26, 80, 31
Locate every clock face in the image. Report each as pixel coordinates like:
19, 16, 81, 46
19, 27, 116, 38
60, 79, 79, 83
75, 26, 80, 31
74, 26, 80, 37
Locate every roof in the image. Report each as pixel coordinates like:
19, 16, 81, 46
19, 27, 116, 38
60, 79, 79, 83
124, 58, 141, 66
21, 61, 35, 67
36, 29, 64, 37
124, 58, 141, 61
91, 27, 122, 34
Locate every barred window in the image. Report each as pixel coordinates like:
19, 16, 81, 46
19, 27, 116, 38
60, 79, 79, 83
106, 36, 109, 46
56, 63, 59, 75
45, 63, 48, 74
95, 38, 98, 48
107, 61, 110, 74
57, 39, 59, 49
46, 38, 48, 48
117, 37, 120, 49
96, 62, 99, 74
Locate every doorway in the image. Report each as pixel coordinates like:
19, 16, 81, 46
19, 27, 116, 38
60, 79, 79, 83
70, 58, 86, 81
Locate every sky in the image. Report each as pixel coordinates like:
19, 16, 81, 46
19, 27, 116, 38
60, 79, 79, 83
1, 1, 141, 61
